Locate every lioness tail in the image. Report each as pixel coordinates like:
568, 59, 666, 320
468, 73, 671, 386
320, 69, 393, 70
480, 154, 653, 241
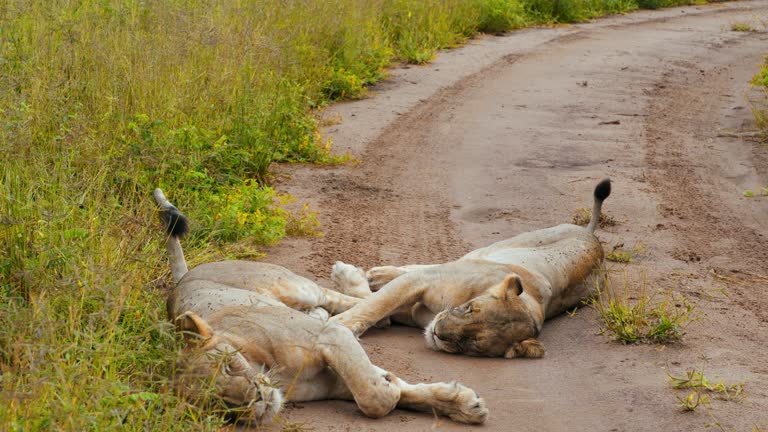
154, 188, 189, 283
586, 179, 611, 234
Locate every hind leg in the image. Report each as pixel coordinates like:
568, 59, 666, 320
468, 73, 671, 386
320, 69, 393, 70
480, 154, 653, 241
392, 377, 488, 424
319, 325, 488, 423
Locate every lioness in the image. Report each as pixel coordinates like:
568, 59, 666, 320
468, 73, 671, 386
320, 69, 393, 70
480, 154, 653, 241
330, 179, 611, 359
153, 189, 488, 425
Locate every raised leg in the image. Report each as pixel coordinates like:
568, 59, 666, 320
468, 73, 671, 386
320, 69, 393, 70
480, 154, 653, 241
367, 264, 439, 291
330, 272, 428, 336
318, 287, 362, 315
330, 261, 373, 298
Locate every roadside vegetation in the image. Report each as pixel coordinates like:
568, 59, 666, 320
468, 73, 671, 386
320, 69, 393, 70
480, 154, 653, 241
751, 56, 768, 133
0, 0, 731, 429
745, 56, 768, 199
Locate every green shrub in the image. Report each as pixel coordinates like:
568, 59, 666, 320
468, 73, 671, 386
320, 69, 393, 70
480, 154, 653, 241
590, 272, 697, 344
476, 0, 529, 32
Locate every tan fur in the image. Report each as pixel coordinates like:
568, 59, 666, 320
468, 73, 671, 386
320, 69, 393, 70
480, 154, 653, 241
155, 191, 488, 425
330, 182, 610, 358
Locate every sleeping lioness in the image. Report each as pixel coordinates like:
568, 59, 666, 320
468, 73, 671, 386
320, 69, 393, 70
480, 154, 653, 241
153, 189, 488, 425
330, 179, 611, 358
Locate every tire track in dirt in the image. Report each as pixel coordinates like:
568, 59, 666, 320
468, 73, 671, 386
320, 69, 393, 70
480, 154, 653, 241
644, 49, 768, 323
299, 54, 524, 277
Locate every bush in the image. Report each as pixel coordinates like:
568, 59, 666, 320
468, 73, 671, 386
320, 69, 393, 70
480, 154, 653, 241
476, 0, 529, 32
590, 272, 697, 344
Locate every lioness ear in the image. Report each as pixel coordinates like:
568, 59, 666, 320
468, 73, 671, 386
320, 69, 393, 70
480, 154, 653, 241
499, 275, 524, 301
504, 338, 545, 359
176, 311, 214, 342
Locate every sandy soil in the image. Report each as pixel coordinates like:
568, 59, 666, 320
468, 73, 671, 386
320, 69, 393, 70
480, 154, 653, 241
262, 2, 768, 430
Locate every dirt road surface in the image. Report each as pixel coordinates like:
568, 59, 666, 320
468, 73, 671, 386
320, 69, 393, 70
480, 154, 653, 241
264, 2, 768, 430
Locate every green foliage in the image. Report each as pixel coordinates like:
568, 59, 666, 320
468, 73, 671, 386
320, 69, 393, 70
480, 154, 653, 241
730, 22, 755, 32
381, 0, 477, 63
286, 201, 325, 238
752, 57, 768, 132
476, 0, 529, 32
590, 272, 697, 344
606, 243, 645, 263
668, 360, 746, 413
571, 207, 618, 227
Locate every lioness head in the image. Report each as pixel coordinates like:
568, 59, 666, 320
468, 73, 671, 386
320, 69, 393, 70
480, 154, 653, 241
424, 275, 545, 358
173, 312, 284, 424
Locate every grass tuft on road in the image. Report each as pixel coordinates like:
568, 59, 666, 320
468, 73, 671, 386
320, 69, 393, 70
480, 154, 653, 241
590, 271, 697, 344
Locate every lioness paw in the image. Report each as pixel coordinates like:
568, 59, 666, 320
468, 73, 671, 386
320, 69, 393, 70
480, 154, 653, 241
331, 261, 371, 298
366, 266, 406, 291
434, 382, 489, 424
238, 379, 284, 426
504, 338, 546, 359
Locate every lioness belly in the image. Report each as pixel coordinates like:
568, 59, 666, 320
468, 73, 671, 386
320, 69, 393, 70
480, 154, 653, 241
180, 260, 327, 307
465, 229, 603, 318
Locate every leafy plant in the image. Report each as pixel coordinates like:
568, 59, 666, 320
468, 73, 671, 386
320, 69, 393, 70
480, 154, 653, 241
730, 22, 755, 32
606, 243, 645, 263
476, 0, 528, 33
677, 390, 711, 412
668, 360, 745, 413
590, 271, 697, 344
571, 208, 618, 227
286, 201, 325, 238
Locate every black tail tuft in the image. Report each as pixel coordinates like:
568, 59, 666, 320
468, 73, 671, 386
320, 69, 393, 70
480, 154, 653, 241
159, 205, 189, 238
594, 178, 611, 202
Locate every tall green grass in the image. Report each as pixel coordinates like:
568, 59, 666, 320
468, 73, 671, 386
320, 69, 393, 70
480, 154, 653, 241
0, 0, 723, 429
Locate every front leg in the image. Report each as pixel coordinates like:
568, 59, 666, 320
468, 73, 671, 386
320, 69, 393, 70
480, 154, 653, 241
318, 288, 362, 315
330, 272, 428, 336
367, 264, 439, 291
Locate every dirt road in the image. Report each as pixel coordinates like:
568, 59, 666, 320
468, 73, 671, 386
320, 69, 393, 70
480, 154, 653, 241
266, 2, 768, 430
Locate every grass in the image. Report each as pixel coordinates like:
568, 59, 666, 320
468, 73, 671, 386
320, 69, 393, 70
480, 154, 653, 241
747, 56, 768, 201
752, 56, 768, 131
606, 242, 645, 263
730, 22, 755, 32
571, 207, 618, 227
729, 15, 768, 33
0, 0, 731, 429
668, 360, 746, 413
590, 271, 697, 344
